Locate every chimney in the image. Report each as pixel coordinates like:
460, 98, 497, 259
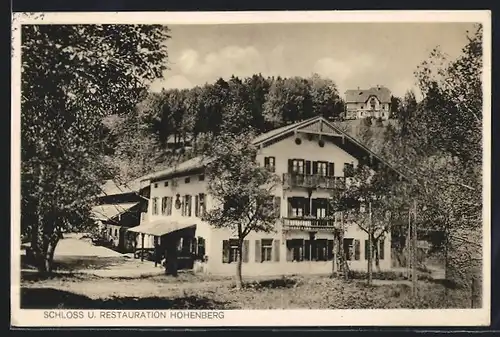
357, 86, 360, 90
377, 84, 380, 90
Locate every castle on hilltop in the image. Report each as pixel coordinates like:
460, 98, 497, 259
344, 85, 391, 120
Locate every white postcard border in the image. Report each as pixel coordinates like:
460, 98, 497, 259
10, 10, 492, 328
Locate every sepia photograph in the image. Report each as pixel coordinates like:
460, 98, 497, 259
11, 11, 491, 327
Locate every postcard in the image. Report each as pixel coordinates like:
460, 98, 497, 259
11, 10, 491, 327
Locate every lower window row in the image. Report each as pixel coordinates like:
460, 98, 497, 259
221, 238, 385, 264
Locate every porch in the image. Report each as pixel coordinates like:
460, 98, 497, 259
127, 219, 198, 275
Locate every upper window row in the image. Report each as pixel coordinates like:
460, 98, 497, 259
264, 157, 354, 177
153, 174, 205, 188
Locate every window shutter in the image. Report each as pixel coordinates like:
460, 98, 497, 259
305, 240, 311, 261
197, 237, 205, 257
195, 195, 199, 217
328, 162, 335, 176
242, 240, 249, 263
191, 237, 197, 254
181, 197, 185, 216
222, 240, 230, 263
311, 198, 318, 217
299, 241, 304, 261
327, 240, 334, 260
365, 240, 369, 260
287, 198, 294, 217
305, 160, 312, 175
255, 240, 262, 263
188, 196, 192, 216
273, 197, 281, 217
288, 159, 293, 173
380, 239, 385, 260
286, 241, 293, 261
273, 239, 280, 262
355, 240, 361, 260
312, 161, 318, 175
304, 198, 311, 216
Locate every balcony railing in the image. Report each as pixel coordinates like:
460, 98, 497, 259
283, 173, 345, 190
282, 217, 339, 231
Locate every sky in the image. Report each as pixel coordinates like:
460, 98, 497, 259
149, 22, 477, 99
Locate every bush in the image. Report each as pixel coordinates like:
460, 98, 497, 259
375, 117, 384, 127
362, 116, 373, 127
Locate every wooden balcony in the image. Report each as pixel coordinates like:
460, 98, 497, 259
283, 173, 345, 190
282, 217, 339, 231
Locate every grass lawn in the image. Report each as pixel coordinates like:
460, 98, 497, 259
20, 271, 477, 310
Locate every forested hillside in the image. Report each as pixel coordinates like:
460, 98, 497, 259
102, 74, 400, 182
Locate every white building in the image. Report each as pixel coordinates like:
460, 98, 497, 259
129, 116, 396, 276
344, 85, 392, 120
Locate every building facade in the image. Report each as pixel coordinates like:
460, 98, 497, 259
133, 116, 394, 276
344, 85, 392, 120
92, 178, 150, 253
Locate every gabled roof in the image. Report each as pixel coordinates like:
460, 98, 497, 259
143, 156, 214, 182
91, 202, 140, 222
345, 86, 391, 104
145, 116, 405, 182
98, 176, 151, 197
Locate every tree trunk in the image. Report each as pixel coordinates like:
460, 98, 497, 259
338, 211, 349, 280
235, 240, 243, 289
367, 202, 373, 285
411, 200, 418, 297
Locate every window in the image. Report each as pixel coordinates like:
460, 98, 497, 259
288, 197, 307, 217
161, 197, 168, 215
370, 97, 376, 110
343, 238, 360, 261
315, 239, 328, 261
154, 183, 158, 188
222, 239, 249, 263
164, 181, 169, 187
152, 197, 159, 215
264, 156, 276, 172
379, 239, 385, 260
260, 239, 274, 262
313, 199, 327, 218
289, 159, 305, 174
317, 162, 328, 176
109, 228, 112, 235
195, 193, 206, 217
166, 197, 173, 215
286, 239, 304, 262
199, 174, 205, 181
183, 195, 192, 216
185, 177, 190, 184
114, 229, 118, 236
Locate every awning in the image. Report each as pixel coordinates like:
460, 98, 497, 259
91, 202, 139, 221
127, 219, 196, 236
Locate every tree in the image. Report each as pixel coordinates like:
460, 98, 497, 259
308, 73, 341, 120
331, 163, 402, 283
357, 117, 374, 145
390, 95, 401, 119
413, 25, 483, 292
21, 24, 170, 273
203, 132, 281, 288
